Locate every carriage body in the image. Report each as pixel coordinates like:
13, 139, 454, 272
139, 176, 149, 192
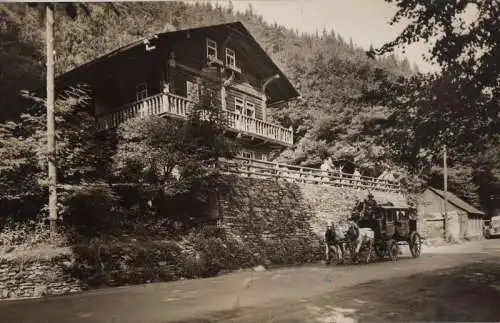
357, 203, 422, 259
376, 205, 417, 240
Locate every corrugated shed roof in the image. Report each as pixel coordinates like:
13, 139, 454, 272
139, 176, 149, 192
428, 187, 485, 215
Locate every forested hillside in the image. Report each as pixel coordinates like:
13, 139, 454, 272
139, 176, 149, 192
0, 1, 415, 168
1, 1, 496, 211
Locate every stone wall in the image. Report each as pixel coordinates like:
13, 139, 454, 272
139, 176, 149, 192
219, 177, 407, 239
219, 177, 316, 240
0, 253, 84, 299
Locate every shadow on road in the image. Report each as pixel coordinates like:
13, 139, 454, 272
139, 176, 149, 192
174, 257, 500, 323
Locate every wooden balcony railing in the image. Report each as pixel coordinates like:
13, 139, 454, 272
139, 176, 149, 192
219, 157, 402, 192
96, 92, 293, 146
224, 110, 293, 145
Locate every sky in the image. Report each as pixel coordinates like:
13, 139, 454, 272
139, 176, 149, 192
205, 0, 439, 72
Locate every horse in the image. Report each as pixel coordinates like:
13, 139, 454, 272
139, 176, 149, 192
324, 223, 347, 265
345, 220, 375, 264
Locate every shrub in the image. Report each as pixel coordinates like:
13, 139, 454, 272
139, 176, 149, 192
263, 236, 323, 266
178, 227, 256, 277
0, 219, 67, 248
70, 238, 183, 287
58, 225, 324, 289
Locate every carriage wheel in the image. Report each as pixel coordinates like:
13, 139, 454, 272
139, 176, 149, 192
388, 239, 399, 261
409, 231, 422, 258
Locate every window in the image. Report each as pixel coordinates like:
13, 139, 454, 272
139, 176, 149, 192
239, 150, 254, 159
260, 153, 268, 161
245, 101, 255, 118
135, 83, 148, 101
387, 211, 394, 223
206, 38, 217, 59
234, 97, 244, 114
234, 96, 256, 118
225, 48, 236, 67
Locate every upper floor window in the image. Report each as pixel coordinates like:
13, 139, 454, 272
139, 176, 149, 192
136, 83, 148, 101
245, 101, 255, 118
225, 48, 236, 67
235, 97, 244, 115
239, 150, 254, 159
206, 38, 217, 59
234, 96, 256, 118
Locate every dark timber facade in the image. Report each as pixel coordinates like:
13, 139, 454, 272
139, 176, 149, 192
56, 22, 300, 161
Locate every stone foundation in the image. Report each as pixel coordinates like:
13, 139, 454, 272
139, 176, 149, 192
0, 256, 85, 299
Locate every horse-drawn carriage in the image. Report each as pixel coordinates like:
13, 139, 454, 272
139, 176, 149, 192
326, 195, 422, 265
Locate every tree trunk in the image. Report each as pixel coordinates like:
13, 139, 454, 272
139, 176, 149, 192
46, 4, 57, 235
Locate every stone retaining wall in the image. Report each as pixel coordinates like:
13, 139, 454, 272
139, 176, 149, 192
0, 256, 85, 300
219, 177, 317, 241
220, 177, 407, 239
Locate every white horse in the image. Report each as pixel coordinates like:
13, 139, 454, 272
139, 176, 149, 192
345, 221, 375, 263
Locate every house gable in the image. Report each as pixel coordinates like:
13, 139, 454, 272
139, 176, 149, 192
55, 22, 300, 105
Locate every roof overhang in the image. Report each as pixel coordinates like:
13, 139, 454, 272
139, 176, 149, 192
55, 22, 300, 104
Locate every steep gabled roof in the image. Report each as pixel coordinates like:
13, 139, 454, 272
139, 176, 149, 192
427, 187, 485, 215
56, 21, 300, 103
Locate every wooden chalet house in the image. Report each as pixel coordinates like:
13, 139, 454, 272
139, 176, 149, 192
56, 22, 300, 161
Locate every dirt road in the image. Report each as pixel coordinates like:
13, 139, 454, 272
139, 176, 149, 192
1, 240, 499, 323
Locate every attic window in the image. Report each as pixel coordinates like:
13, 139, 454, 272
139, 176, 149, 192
206, 38, 217, 59
225, 48, 236, 67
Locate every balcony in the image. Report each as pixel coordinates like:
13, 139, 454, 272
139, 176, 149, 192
96, 92, 294, 146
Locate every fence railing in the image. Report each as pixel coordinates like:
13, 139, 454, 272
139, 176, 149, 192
96, 92, 293, 146
219, 157, 401, 192
50, 158, 401, 193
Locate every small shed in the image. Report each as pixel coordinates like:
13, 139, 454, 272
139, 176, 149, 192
418, 187, 486, 240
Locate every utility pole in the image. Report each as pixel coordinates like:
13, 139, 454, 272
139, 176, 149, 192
46, 4, 57, 235
443, 144, 448, 240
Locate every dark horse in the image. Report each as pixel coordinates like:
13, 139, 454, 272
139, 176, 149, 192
325, 222, 347, 264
